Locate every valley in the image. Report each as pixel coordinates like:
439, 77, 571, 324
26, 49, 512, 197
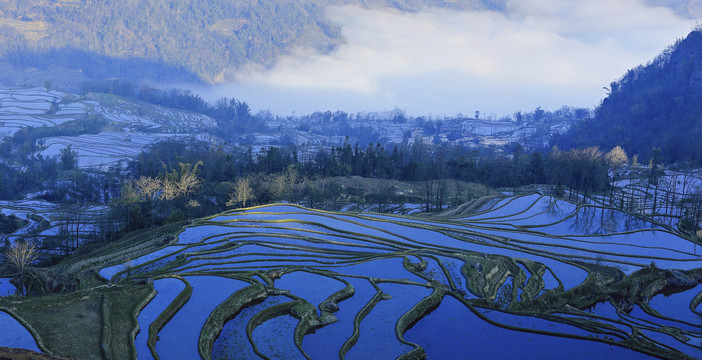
0, 2, 702, 359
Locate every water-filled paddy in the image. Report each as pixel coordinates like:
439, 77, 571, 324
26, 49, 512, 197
301, 277, 376, 358
273, 271, 347, 309
465, 194, 542, 220
134, 277, 186, 359
85, 194, 702, 359
251, 312, 304, 359
155, 276, 248, 359
0, 311, 40, 352
405, 296, 657, 360
345, 283, 429, 359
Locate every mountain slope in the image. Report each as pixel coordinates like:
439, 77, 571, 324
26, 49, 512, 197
0, 0, 503, 85
555, 28, 702, 164
0, 86, 221, 169
0, 0, 340, 83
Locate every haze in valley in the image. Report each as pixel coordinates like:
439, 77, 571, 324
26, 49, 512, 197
195, 0, 697, 117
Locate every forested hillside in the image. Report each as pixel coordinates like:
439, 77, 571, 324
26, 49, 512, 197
555, 27, 702, 165
0, 0, 502, 84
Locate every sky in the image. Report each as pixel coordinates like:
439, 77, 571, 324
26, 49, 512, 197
197, 0, 698, 118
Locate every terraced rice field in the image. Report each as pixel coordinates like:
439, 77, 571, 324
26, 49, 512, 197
0, 87, 217, 169
1, 199, 110, 247
71, 193, 701, 359
36, 132, 197, 168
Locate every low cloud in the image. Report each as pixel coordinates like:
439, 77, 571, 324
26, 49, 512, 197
207, 0, 696, 117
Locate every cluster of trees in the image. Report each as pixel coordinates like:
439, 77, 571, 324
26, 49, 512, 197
292, 105, 588, 149
0, 115, 109, 163
118, 161, 204, 232
511, 106, 591, 126
308, 138, 628, 201
0, 150, 108, 203
3, 129, 702, 277
81, 80, 265, 138
0, 114, 122, 201
104, 137, 651, 231
0, 213, 27, 235
291, 110, 381, 145
0, 160, 58, 200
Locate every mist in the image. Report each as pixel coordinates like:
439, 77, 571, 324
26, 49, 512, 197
196, 0, 696, 117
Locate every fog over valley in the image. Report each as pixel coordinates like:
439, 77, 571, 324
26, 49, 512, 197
198, 1, 696, 116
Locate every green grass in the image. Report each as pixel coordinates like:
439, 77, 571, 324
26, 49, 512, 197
0, 284, 152, 360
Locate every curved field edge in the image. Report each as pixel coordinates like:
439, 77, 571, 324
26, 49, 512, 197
147, 276, 193, 360
1, 195, 700, 360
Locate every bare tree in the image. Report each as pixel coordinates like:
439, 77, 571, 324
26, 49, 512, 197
422, 179, 435, 212
270, 172, 287, 201
688, 184, 702, 237
286, 165, 299, 201
660, 175, 677, 219
134, 176, 162, 201
5, 240, 38, 295
228, 177, 255, 208
161, 162, 202, 200
173, 163, 202, 198
269, 165, 298, 202
605, 146, 628, 207
435, 177, 448, 211
679, 171, 695, 217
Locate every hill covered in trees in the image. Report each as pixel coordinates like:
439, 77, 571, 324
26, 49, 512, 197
555, 27, 702, 165
0, 0, 503, 86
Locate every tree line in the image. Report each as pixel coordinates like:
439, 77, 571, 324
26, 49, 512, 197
4, 131, 702, 275
103, 137, 649, 233
80, 80, 266, 139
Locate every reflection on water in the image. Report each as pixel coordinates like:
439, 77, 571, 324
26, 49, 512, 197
89, 197, 702, 359
568, 206, 648, 235
405, 296, 656, 360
